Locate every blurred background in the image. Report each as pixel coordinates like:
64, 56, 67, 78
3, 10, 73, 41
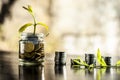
0, 0, 120, 56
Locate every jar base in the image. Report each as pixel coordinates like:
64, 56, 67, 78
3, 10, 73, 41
19, 59, 44, 66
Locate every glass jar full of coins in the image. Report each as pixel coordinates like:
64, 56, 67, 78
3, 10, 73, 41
19, 33, 45, 65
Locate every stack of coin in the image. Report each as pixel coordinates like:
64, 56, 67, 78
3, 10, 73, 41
54, 51, 66, 65
104, 57, 111, 66
85, 54, 96, 66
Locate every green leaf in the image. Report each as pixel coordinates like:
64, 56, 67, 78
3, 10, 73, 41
19, 23, 33, 33
89, 64, 94, 68
116, 60, 120, 66
83, 61, 89, 66
72, 57, 88, 66
77, 56, 88, 66
88, 64, 94, 71
97, 49, 101, 61
36, 22, 49, 31
23, 5, 33, 15
28, 5, 33, 13
73, 59, 81, 65
78, 56, 83, 63
101, 58, 107, 66
97, 48, 107, 66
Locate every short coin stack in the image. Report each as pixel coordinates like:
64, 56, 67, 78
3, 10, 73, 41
104, 57, 111, 66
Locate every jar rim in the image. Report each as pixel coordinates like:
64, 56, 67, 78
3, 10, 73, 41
21, 33, 44, 38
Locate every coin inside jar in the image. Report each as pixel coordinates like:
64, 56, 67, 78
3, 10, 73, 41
19, 33, 45, 65
24, 41, 34, 52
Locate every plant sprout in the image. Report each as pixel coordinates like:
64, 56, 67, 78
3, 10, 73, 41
73, 56, 88, 66
19, 5, 48, 35
72, 48, 120, 70
97, 48, 107, 67
72, 56, 94, 69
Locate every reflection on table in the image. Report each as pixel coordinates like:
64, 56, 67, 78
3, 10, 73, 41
19, 65, 44, 80
1, 52, 120, 80
54, 65, 67, 80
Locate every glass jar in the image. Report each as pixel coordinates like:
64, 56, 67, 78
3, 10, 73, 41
19, 33, 45, 65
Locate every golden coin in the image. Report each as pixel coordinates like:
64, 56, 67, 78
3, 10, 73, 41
24, 53, 31, 58
24, 52, 35, 58
24, 42, 34, 52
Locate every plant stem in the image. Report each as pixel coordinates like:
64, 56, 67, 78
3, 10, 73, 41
34, 24, 36, 35
32, 14, 36, 35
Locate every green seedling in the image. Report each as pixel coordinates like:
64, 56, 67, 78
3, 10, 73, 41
78, 56, 88, 66
19, 5, 48, 35
72, 56, 94, 70
97, 48, 107, 67
72, 56, 88, 66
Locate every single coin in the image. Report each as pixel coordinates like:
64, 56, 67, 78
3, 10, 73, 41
24, 41, 34, 52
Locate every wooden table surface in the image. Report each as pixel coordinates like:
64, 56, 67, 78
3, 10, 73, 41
0, 51, 120, 80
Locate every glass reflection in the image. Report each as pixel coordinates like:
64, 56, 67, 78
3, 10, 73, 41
104, 68, 113, 80
105, 68, 111, 74
19, 65, 44, 80
115, 68, 120, 80
54, 65, 67, 80
96, 68, 113, 80
85, 69, 95, 75
85, 69, 96, 80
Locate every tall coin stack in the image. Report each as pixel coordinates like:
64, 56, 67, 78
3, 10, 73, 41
54, 51, 66, 65
85, 53, 96, 67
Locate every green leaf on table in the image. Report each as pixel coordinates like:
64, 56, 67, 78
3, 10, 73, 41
78, 56, 88, 66
89, 64, 94, 68
19, 23, 33, 33
101, 58, 107, 66
73, 59, 81, 65
83, 61, 88, 66
88, 64, 94, 71
116, 60, 120, 66
97, 48, 107, 66
72, 56, 88, 66
37, 22, 49, 31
